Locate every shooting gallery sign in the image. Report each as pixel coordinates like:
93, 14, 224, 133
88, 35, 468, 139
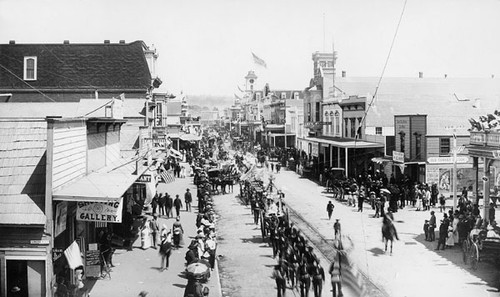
76, 199, 123, 223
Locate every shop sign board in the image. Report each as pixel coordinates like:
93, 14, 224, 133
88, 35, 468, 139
52, 248, 64, 262
30, 239, 49, 245
77, 198, 123, 223
427, 156, 469, 164
392, 151, 405, 163
311, 143, 319, 157
136, 174, 152, 183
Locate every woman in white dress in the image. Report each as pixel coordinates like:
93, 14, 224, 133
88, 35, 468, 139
452, 215, 460, 244
141, 219, 152, 249
446, 226, 455, 247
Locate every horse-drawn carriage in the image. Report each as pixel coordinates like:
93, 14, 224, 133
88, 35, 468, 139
462, 223, 500, 271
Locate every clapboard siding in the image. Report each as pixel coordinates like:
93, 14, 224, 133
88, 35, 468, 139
427, 135, 470, 158
0, 226, 45, 247
52, 124, 87, 189
52, 165, 87, 191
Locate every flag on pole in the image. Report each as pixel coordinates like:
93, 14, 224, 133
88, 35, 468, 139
234, 93, 242, 100
159, 164, 175, 183
252, 52, 267, 68
237, 85, 244, 92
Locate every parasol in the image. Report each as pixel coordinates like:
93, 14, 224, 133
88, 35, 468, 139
380, 188, 391, 195
186, 260, 210, 280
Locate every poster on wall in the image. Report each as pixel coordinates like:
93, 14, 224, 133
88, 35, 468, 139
77, 198, 123, 223
436, 167, 477, 194
54, 201, 68, 237
426, 167, 440, 185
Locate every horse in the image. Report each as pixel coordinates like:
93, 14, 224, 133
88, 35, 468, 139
381, 214, 399, 254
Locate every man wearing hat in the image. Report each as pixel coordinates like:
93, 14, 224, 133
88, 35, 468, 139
185, 188, 193, 212
149, 214, 160, 249
429, 211, 436, 242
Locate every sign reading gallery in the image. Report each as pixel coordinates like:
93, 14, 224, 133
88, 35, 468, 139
76, 199, 123, 223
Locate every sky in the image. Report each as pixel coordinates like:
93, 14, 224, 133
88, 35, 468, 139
1, 0, 499, 98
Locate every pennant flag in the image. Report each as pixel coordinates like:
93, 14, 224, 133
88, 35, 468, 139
234, 93, 242, 100
252, 52, 267, 68
237, 85, 244, 92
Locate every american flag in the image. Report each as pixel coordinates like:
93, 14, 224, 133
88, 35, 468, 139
159, 165, 175, 183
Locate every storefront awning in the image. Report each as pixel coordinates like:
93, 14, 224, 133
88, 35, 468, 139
169, 148, 183, 159
371, 157, 393, 164
53, 158, 148, 202
180, 133, 202, 141
300, 136, 384, 149
0, 194, 46, 225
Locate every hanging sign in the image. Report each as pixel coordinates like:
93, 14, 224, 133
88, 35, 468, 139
77, 198, 123, 223
392, 151, 405, 163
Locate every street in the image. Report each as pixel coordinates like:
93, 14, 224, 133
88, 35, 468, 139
273, 167, 500, 297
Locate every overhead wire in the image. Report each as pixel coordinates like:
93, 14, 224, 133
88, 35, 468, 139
0, 63, 57, 102
350, 0, 409, 284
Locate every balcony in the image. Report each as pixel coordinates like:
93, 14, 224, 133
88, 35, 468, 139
470, 131, 500, 147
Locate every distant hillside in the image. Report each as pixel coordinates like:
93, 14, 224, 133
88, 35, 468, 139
187, 95, 232, 109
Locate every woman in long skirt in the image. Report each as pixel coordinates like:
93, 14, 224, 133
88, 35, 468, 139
141, 219, 152, 249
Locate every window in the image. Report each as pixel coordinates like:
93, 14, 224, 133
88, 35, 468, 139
350, 118, 356, 138
344, 118, 348, 137
281, 92, 286, 99
399, 131, 406, 153
23, 56, 37, 80
315, 102, 320, 122
294, 92, 299, 99
440, 138, 451, 156
335, 111, 340, 135
375, 127, 382, 135
307, 103, 311, 122
415, 133, 422, 159
256, 93, 261, 100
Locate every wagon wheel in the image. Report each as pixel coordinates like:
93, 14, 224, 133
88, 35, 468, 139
462, 240, 470, 264
470, 242, 479, 270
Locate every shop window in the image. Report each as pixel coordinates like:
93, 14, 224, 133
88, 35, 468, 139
440, 137, 450, 156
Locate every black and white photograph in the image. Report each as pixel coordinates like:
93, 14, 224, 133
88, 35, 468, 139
1, 0, 500, 296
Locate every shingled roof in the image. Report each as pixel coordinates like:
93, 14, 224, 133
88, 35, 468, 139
0, 40, 152, 90
0, 119, 46, 225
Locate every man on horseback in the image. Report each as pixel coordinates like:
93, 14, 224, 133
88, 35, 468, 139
382, 213, 399, 254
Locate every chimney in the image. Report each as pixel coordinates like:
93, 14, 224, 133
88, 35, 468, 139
342, 71, 346, 78
418, 72, 423, 78
444, 74, 447, 78
63, 40, 69, 44
9, 40, 15, 44
104, 40, 110, 44
119, 40, 125, 44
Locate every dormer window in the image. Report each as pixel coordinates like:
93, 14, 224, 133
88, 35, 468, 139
294, 92, 299, 99
24, 56, 37, 81
281, 92, 286, 99
256, 93, 262, 100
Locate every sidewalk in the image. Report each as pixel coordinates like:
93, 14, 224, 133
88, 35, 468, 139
273, 168, 500, 297
89, 166, 222, 297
